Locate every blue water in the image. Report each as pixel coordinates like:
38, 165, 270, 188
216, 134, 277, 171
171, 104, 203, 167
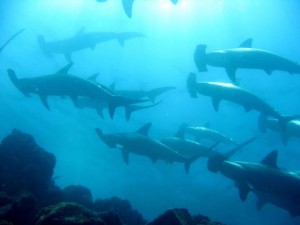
1, 0, 300, 224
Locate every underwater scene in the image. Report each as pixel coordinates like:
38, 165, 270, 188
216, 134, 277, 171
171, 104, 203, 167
1, 0, 300, 224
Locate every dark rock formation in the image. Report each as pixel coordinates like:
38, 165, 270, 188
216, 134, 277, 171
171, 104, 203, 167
94, 196, 147, 225
0, 129, 56, 197
34, 202, 122, 225
147, 208, 194, 225
0, 191, 36, 225
147, 209, 228, 225
63, 185, 93, 208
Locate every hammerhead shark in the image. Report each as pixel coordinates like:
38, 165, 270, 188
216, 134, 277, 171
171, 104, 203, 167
258, 114, 300, 146
194, 38, 300, 83
182, 123, 238, 146
37, 28, 144, 62
187, 72, 300, 130
7, 63, 144, 119
208, 150, 300, 217
95, 122, 198, 173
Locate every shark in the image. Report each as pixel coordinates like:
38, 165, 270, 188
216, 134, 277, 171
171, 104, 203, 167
208, 150, 300, 217
157, 125, 218, 159
194, 38, 300, 83
7, 63, 144, 119
258, 114, 300, 146
37, 28, 144, 62
95, 122, 197, 173
187, 72, 299, 129
183, 123, 238, 146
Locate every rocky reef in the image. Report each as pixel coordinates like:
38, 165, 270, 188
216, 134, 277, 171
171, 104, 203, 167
0, 129, 227, 225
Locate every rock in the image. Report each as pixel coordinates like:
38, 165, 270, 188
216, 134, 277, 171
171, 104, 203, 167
63, 185, 93, 208
34, 202, 122, 225
0, 191, 36, 225
192, 213, 227, 225
0, 129, 56, 197
94, 196, 146, 225
147, 208, 194, 225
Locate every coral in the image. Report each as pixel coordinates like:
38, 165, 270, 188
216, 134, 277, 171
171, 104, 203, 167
34, 202, 121, 225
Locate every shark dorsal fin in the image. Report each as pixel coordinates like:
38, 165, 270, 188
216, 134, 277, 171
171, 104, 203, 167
136, 122, 152, 136
174, 123, 188, 139
239, 38, 253, 48
55, 63, 73, 75
203, 122, 211, 128
87, 73, 99, 82
260, 150, 278, 168
75, 27, 85, 37
109, 82, 116, 90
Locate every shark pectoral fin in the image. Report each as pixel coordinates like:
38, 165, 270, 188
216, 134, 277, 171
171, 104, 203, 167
238, 182, 250, 201
212, 98, 221, 112
256, 196, 268, 211
264, 69, 272, 75
121, 0, 134, 18
281, 132, 289, 146
225, 67, 237, 84
244, 105, 252, 112
39, 95, 50, 110
96, 108, 105, 119
121, 149, 129, 165
108, 101, 117, 120
64, 53, 72, 63
70, 95, 78, 107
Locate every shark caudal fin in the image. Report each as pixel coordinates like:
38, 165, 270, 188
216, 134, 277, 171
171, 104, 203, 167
37, 35, 52, 58
108, 96, 148, 119
194, 44, 208, 72
125, 100, 163, 121
7, 69, 30, 97
187, 73, 198, 98
147, 86, 176, 102
207, 136, 257, 173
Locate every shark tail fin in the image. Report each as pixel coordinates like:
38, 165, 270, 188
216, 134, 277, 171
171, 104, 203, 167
207, 136, 257, 173
37, 35, 52, 57
258, 113, 267, 133
184, 155, 200, 174
147, 86, 176, 102
108, 96, 148, 119
125, 100, 162, 121
187, 73, 198, 98
194, 44, 208, 72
